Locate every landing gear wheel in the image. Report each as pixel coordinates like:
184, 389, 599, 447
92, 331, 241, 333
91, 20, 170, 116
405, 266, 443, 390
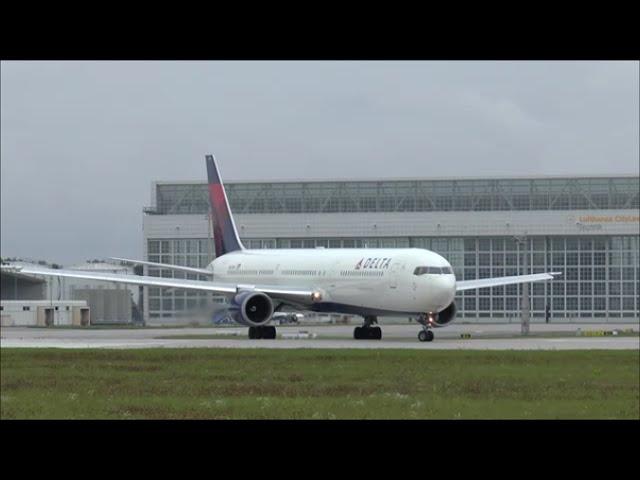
248, 326, 277, 339
248, 326, 261, 339
372, 326, 382, 340
354, 326, 382, 340
418, 330, 434, 342
264, 326, 277, 339
354, 316, 381, 340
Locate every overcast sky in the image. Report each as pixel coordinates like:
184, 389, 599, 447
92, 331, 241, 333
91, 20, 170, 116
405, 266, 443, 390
1, 61, 638, 265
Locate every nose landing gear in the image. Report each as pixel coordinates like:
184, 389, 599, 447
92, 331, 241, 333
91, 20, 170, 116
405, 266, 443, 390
418, 328, 434, 342
416, 313, 435, 342
353, 315, 382, 340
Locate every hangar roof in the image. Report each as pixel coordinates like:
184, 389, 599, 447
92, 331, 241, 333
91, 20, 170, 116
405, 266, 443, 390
0, 270, 46, 284
147, 175, 639, 215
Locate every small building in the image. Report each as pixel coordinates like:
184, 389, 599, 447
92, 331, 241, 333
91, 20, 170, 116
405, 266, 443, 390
1, 261, 140, 325
0, 300, 90, 327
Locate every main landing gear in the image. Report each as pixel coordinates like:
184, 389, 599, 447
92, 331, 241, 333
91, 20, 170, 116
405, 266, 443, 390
248, 325, 277, 339
353, 315, 382, 340
416, 313, 435, 342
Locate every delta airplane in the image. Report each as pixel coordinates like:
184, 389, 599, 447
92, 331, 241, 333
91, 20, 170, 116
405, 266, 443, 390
3, 155, 560, 342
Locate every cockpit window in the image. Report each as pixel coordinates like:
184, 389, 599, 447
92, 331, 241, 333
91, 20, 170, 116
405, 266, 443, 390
413, 266, 442, 275
413, 266, 453, 275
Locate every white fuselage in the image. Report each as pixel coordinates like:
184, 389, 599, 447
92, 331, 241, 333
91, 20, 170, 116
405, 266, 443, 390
210, 248, 456, 316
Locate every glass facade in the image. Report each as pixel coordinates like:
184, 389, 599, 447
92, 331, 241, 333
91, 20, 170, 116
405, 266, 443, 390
146, 238, 215, 319
146, 235, 639, 320
151, 177, 639, 215
145, 175, 639, 322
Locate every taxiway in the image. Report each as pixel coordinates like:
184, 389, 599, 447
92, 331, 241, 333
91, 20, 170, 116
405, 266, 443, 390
1, 323, 637, 350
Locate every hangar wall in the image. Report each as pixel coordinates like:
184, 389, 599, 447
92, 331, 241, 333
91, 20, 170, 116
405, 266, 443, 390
1, 271, 46, 300
142, 176, 640, 325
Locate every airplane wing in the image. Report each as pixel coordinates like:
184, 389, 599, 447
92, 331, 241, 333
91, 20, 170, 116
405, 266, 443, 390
456, 272, 561, 292
109, 257, 214, 276
2, 264, 316, 304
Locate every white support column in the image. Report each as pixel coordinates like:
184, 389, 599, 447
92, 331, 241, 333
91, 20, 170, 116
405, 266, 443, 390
515, 234, 530, 336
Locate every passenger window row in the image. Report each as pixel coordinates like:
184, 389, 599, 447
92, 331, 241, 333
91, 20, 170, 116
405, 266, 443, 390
227, 269, 259, 275
282, 270, 319, 276
341, 271, 384, 277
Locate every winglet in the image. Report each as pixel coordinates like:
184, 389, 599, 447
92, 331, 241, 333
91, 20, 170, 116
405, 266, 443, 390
206, 154, 244, 257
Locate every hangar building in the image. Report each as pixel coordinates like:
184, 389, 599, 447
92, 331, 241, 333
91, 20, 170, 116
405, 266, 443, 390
0, 262, 139, 325
141, 175, 639, 325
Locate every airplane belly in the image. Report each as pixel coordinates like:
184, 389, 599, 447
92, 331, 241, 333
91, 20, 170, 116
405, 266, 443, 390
327, 282, 373, 306
325, 280, 413, 314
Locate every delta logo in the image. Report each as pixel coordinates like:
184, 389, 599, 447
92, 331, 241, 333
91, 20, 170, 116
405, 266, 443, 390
355, 257, 392, 270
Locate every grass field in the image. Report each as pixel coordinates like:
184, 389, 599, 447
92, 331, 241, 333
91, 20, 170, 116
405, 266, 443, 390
1, 348, 638, 419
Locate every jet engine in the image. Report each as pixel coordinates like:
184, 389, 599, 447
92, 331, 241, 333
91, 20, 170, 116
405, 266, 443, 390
433, 301, 457, 326
228, 291, 275, 327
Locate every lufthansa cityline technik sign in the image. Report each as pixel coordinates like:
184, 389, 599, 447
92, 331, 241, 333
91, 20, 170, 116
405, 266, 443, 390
575, 215, 640, 223
570, 214, 640, 232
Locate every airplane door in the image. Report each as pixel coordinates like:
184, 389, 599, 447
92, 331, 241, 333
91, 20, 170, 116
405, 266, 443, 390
389, 262, 399, 289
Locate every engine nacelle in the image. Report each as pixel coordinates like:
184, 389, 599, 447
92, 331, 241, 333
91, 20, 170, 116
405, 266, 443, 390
228, 291, 274, 327
433, 301, 457, 327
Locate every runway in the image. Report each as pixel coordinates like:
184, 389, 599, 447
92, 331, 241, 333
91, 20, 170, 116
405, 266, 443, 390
1, 323, 638, 350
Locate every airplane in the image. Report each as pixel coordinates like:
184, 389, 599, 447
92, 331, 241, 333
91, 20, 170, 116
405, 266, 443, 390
2, 154, 561, 342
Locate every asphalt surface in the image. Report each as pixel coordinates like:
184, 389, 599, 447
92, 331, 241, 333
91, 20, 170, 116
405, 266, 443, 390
1, 323, 638, 350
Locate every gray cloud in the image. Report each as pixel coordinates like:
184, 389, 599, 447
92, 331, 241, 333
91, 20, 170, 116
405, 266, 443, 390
1, 61, 638, 264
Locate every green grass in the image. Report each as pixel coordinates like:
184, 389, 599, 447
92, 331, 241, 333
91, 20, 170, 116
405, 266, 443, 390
1, 348, 638, 419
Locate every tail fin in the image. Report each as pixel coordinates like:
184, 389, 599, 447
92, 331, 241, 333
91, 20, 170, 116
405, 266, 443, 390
206, 154, 244, 257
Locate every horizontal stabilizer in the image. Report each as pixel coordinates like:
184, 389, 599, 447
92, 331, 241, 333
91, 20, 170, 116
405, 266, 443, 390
109, 257, 213, 276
